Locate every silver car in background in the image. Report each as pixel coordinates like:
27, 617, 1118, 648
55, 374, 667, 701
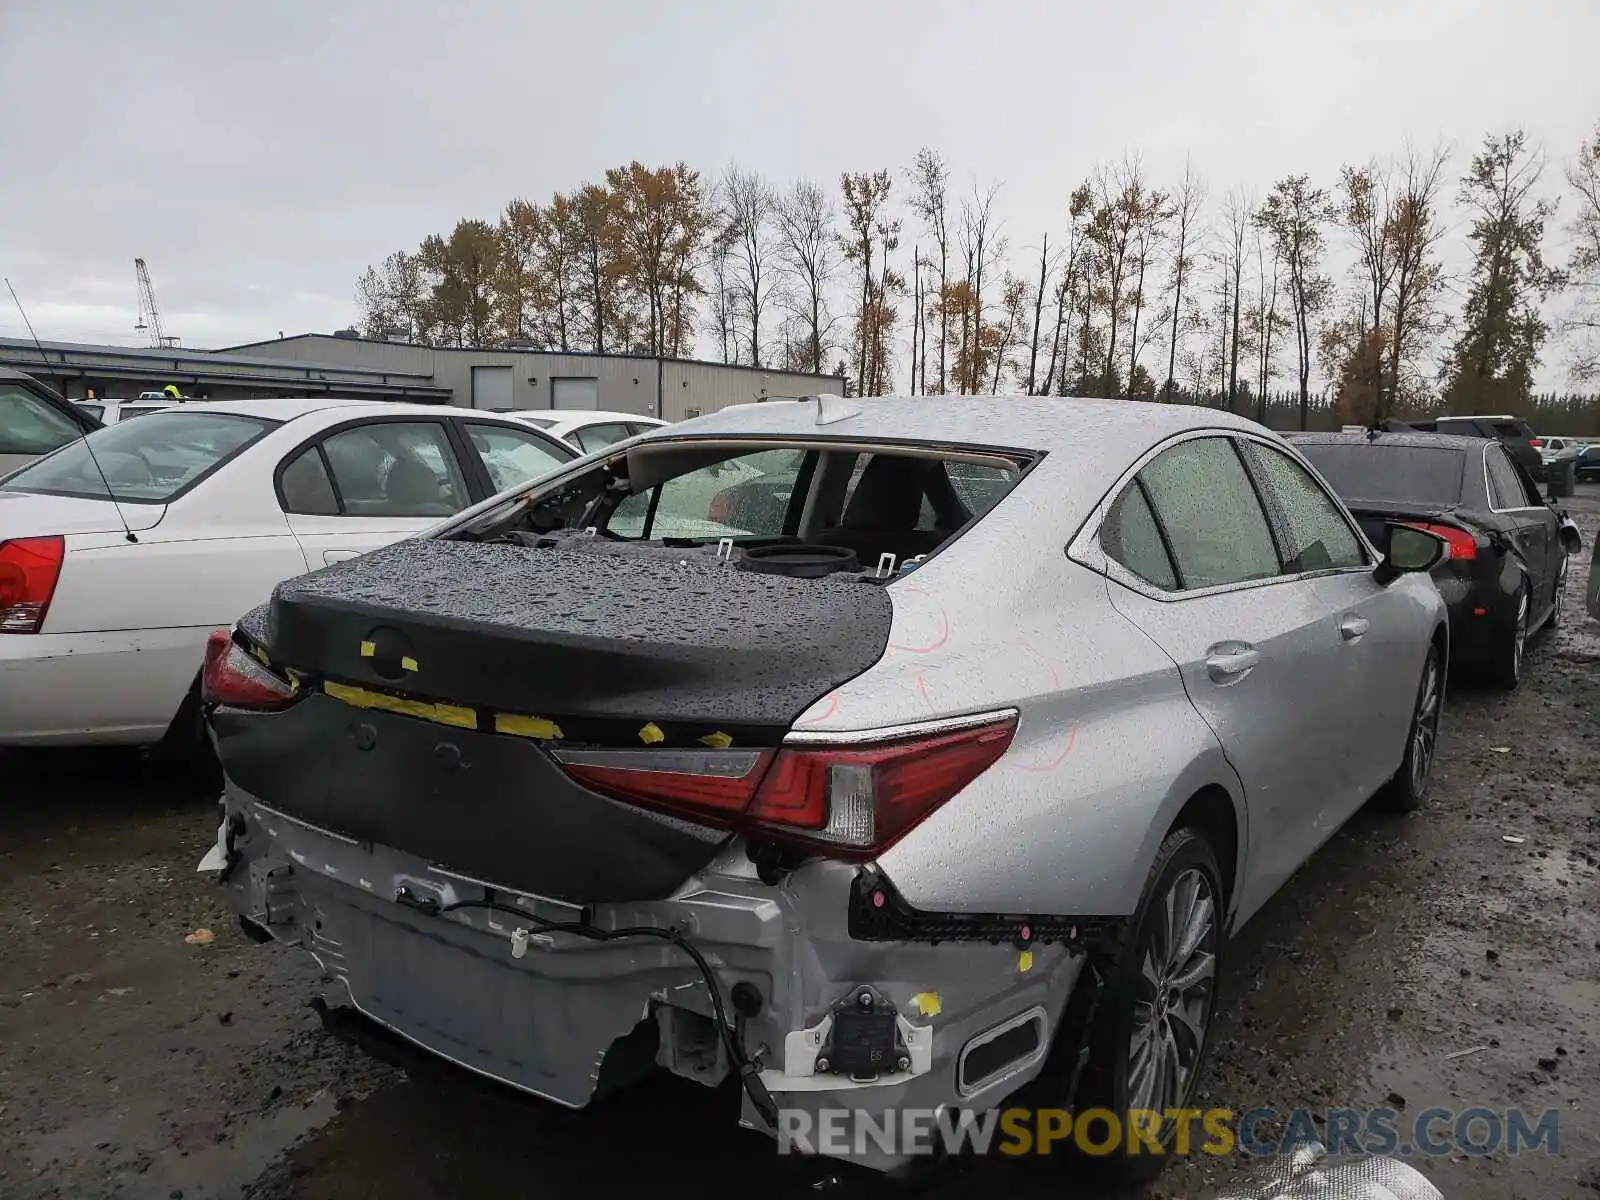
198, 396, 1449, 1177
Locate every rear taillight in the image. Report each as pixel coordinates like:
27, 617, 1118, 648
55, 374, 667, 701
551, 714, 1017, 859
0, 536, 65, 634
708, 488, 735, 525
1529, 438, 1543, 449
201, 630, 297, 710
1404, 522, 1478, 561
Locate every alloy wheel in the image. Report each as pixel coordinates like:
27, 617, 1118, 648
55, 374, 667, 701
1127, 868, 1217, 1117
1410, 653, 1441, 797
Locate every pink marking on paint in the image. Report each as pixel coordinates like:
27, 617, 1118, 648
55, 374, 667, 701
872, 890, 886, 908
1018, 637, 1062, 690
887, 588, 950, 655
1013, 725, 1078, 773
794, 692, 840, 725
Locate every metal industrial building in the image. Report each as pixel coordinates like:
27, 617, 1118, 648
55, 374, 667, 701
0, 333, 844, 420
218, 333, 845, 421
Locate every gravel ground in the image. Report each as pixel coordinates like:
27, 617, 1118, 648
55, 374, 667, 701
3, 488, 1597, 1200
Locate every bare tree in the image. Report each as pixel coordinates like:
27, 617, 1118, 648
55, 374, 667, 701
774, 179, 839, 375
1221, 189, 1254, 409
1126, 185, 1175, 397
1088, 157, 1148, 390
721, 167, 778, 367
1383, 142, 1452, 412
907, 149, 952, 393
956, 181, 1005, 392
1162, 162, 1206, 400
1565, 120, 1600, 381
705, 222, 738, 363
1337, 160, 1396, 414
1024, 235, 1059, 393
1250, 223, 1287, 420
1256, 176, 1335, 427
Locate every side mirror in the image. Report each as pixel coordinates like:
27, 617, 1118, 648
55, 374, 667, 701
1373, 523, 1446, 586
1559, 520, 1583, 556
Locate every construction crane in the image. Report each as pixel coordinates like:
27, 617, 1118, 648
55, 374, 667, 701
134, 258, 179, 348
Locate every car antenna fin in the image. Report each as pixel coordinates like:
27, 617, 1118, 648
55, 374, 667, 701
810, 393, 861, 426
5, 277, 138, 543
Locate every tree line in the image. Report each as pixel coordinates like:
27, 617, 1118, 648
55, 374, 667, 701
355, 120, 1600, 430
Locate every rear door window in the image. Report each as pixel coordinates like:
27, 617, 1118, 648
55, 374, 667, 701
1485, 447, 1529, 511
319, 422, 470, 518
1101, 482, 1178, 589
1136, 438, 1281, 589
1237, 440, 1367, 572
278, 446, 340, 515
1492, 420, 1535, 440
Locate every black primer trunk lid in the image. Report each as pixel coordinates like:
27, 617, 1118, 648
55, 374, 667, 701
259, 538, 892, 728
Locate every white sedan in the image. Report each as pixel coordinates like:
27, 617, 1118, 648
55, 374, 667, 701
498, 408, 667, 454
0, 397, 576, 749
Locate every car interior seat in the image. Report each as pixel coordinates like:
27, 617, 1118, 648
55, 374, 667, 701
384, 455, 447, 514
817, 454, 967, 567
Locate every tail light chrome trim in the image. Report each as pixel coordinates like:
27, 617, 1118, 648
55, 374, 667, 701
782, 707, 1021, 746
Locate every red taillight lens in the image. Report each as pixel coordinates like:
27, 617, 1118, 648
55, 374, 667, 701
1529, 438, 1542, 448
708, 488, 734, 525
0, 535, 65, 634
201, 630, 297, 710
552, 715, 1016, 860
748, 720, 1018, 857
1404, 522, 1477, 561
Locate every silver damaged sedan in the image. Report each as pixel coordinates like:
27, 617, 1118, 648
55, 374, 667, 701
198, 396, 1450, 1177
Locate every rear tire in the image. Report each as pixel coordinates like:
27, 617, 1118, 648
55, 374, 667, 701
1547, 559, 1569, 631
157, 677, 221, 790
1383, 644, 1442, 812
1488, 583, 1528, 691
1044, 827, 1223, 1181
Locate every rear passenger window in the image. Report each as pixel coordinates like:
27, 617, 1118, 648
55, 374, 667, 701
1485, 448, 1526, 510
1137, 438, 1281, 590
278, 447, 339, 515
1101, 483, 1178, 589
319, 422, 470, 518
1237, 441, 1366, 572
573, 423, 632, 454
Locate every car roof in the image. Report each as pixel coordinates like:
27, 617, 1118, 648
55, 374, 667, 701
138, 397, 465, 422
1287, 431, 1489, 452
541, 409, 663, 426
648, 395, 1267, 453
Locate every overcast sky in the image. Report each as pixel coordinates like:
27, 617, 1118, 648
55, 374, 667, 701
2, 0, 1596, 386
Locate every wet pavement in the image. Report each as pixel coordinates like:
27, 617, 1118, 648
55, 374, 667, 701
3, 490, 1598, 1200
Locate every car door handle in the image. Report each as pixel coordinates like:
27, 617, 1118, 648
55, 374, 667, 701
1205, 645, 1260, 684
1339, 615, 1370, 642
323, 550, 360, 565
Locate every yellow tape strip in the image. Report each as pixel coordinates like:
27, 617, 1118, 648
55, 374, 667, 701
698, 730, 734, 749
359, 641, 376, 658
492, 713, 565, 741
638, 722, 665, 745
400, 655, 419, 673
323, 681, 477, 730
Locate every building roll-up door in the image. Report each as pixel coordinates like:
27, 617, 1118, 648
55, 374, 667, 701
551, 377, 599, 411
471, 365, 514, 410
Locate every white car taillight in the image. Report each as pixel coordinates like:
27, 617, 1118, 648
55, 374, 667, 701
0, 536, 65, 634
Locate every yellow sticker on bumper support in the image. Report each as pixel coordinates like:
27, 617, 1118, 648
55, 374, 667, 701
323, 681, 477, 730
493, 713, 565, 740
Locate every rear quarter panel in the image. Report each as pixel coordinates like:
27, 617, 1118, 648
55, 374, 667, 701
793, 464, 1245, 920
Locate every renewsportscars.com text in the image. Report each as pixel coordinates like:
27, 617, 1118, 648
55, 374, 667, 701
776, 1106, 1560, 1159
